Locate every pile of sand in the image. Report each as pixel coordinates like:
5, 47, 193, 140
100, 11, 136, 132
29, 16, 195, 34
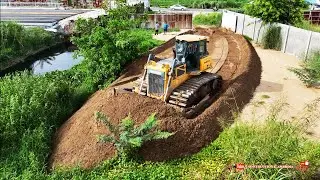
49, 28, 262, 169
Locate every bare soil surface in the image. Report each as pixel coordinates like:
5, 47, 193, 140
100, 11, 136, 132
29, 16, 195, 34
49, 28, 262, 169
240, 46, 320, 140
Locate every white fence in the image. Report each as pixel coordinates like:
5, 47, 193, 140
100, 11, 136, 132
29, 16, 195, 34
221, 10, 320, 60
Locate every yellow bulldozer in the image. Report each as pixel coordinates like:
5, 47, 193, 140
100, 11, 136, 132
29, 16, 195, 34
133, 34, 222, 117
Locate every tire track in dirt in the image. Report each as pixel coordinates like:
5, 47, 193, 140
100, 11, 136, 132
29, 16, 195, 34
49, 28, 262, 169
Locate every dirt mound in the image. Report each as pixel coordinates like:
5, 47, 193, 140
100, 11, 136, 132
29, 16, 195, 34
49, 29, 262, 169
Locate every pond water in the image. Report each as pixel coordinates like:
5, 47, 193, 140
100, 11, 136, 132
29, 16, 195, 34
0, 42, 83, 77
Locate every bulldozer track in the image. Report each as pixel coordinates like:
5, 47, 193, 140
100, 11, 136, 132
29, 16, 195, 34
168, 73, 221, 107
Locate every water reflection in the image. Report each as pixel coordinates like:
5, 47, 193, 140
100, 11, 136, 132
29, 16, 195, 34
0, 42, 83, 76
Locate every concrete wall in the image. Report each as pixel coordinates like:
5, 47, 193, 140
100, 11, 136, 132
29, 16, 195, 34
309, 32, 320, 55
221, 10, 320, 60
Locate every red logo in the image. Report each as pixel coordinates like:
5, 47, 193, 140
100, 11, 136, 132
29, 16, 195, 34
297, 161, 309, 171
236, 163, 245, 171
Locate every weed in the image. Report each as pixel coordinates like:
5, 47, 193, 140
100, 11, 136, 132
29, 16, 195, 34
262, 25, 282, 50
289, 51, 320, 87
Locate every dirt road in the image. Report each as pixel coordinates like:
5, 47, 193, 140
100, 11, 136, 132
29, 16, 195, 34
241, 46, 320, 139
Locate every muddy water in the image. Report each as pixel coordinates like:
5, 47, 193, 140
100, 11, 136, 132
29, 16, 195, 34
0, 42, 83, 76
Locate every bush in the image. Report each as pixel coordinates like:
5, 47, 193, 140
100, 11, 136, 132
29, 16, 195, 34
261, 25, 282, 50
96, 112, 174, 160
71, 5, 161, 89
193, 13, 222, 27
289, 51, 320, 87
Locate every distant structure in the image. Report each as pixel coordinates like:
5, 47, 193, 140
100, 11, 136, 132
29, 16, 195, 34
127, 0, 150, 9
1, 0, 150, 8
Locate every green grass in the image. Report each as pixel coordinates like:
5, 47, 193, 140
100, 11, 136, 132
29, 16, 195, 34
48, 102, 320, 179
295, 20, 320, 33
0, 22, 58, 64
150, 0, 248, 9
193, 12, 222, 27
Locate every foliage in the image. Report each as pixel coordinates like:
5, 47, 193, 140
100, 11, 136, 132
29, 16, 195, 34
262, 25, 282, 50
0, 22, 57, 63
289, 51, 320, 87
0, 71, 79, 178
96, 112, 174, 160
151, 0, 248, 9
48, 101, 320, 179
193, 13, 222, 27
0, 4, 160, 179
244, 0, 306, 25
71, 4, 161, 89
295, 20, 320, 33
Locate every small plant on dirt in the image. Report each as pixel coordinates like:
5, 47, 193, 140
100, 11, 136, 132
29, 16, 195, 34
261, 25, 282, 50
95, 112, 174, 160
289, 51, 320, 87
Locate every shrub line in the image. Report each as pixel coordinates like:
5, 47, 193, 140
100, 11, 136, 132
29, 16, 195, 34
0, 40, 66, 72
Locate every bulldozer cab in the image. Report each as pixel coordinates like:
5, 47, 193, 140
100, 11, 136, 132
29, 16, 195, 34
175, 35, 208, 72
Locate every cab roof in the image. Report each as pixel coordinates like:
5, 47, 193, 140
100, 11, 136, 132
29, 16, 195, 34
175, 35, 208, 42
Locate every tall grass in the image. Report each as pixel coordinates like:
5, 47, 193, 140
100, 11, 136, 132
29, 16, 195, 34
289, 51, 320, 87
0, 22, 57, 63
0, 71, 78, 178
193, 13, 222, 27
262, 25, 282, 50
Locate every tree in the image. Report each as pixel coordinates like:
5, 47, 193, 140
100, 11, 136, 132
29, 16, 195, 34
70, 3, 158, 88
244, 0, 306, 25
